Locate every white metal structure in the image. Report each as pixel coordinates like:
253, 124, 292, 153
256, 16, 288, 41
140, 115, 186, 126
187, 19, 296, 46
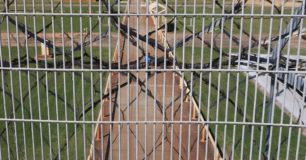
0, 0, 306, 160
149, 2, 167, 27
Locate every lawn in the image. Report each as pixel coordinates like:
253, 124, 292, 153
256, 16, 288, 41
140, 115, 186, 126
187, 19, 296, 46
174, 47, 306, 159
1, 44, 305, 159
1, 1, 300, 35
0, 46, 111, 159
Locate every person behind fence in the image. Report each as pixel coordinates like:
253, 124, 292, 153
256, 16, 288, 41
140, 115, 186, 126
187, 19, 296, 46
144, 55, 153, 76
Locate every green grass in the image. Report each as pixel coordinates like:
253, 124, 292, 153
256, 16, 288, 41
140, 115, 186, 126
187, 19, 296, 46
0, 14, 111, 34
2, 2, 302, 35
0, 4, 114, 33
174, 47, 306, 159
171, 4, 301, 34
1, 43, 305, 159
1, 36, 305, 159
0, 46, 111, 159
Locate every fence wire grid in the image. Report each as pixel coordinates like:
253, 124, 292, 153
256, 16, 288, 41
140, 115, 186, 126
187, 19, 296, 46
0, 0, 306, 160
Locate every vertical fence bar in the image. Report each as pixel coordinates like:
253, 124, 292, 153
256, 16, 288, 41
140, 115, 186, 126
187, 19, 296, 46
117, 1, 122, 160
0, 14, 11, 160
153, 1, 157, 159
88, 0, 94, 159
293, 1, 306, 159
145, 1, 149, 160
13, 0, 25, 159
99, 0, 105, 157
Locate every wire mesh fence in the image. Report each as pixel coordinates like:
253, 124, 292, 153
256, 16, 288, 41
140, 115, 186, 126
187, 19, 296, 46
0, 0, 306, 160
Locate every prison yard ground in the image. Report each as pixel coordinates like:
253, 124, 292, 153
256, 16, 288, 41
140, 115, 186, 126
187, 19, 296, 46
1, 1, 306, 159
1, 2, 304, 34
1, 46, 306, 159
0, 47, 110, 159
1, 32, 306, 53
1, 3, 306, 50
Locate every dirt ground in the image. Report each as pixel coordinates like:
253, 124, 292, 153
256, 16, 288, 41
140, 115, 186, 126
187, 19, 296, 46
87, 0, 221, 159
1, 32, 305, 50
